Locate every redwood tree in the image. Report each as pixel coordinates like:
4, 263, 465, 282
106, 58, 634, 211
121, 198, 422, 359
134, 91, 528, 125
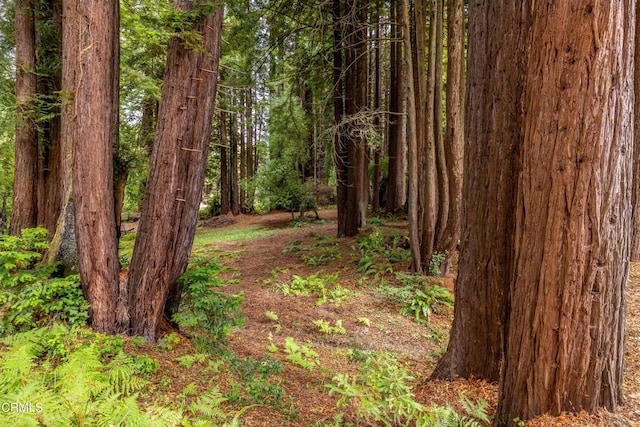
11, 0, 38, 235
65, 0, 121, 333
127, 1, 224, 341
434, 1, 632, 423
497, 2, 632, 421
432, 1, 532, 381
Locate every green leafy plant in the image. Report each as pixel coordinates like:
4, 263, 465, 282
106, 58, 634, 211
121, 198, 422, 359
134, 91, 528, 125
326, 353, 489, 426
402, 284, 454, 325
0, 228, 89, 336
428, 251, 448, 276
313, 319, 346, 335
283, 337, 319, 370
172, 259, 245, 352
0, 326, 181, 427
279, 273, 354, 306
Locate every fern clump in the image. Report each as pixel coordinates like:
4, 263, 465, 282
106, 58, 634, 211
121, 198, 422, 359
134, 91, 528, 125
172, 258, 245, 352
326, 352, 491, 426
0, 228, 89, 336
0, 325, 181, 426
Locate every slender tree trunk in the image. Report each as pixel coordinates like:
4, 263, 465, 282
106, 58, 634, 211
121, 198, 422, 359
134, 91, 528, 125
386, 0, 406, 214
65, 0, 121, 333
436, 0, 464, 273
245, 88, 254, 211
333, 0, 350, 237
371, 1, 382, 213
432, 1, 532, 381
497, 2, 632, 422
127, 2, 224, 341
11, 0, 38, 235
36, 0, 63, 236
230, 113, 240, 216
0, 193, 7, 233
220, 110, 230, 215
356, 0, 369, 226
433, 0, 448, 251
386, 0, 399, 214
239, 92, 247, 212
403, 0, 420, 272
418, 0, 438, 272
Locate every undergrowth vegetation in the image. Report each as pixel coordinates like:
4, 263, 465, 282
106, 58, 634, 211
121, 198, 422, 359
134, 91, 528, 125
0, 225, 487, 426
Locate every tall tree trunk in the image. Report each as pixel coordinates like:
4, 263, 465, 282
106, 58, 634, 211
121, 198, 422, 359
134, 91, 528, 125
11, 0, 38, 235
371, 7, 382, 213
631, 1, 640, 262
127, 2, 224, 341
47, 0, 78, 274
433, 0, 448, 251
333, 0, 350, 237
432, 1, 532, 381
403, 0, 420, 272
239, 92, 247, 212
418, 0, 438, 272
245, 88, 254, 211
230, 113, 240, 216
220, 110, 230, 215
356, 0, 369, 226
497, 2, 632, 422
66, 0, 121, 333
36, 0, 63, 236
436, 0, 464, 273
386, 0, 406, 214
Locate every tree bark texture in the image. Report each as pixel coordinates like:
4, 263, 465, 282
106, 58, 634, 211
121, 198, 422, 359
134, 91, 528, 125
127, 1, 224, 341
65, 0, 121, 333
631, 1, 640, 261
432, 1, 532, 381
497, 2, 632, 421
403, 0, 421, 272
36, 0, 64, 236
11, 0, 38, 235
436, 0, 464, 271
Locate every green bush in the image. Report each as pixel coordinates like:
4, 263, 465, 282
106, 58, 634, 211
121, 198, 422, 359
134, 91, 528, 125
0, 228, 89, 336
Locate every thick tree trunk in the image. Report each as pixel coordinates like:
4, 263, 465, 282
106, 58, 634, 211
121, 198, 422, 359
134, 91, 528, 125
11, 0, 38, 235
432, 1, 532, 381
127, 1, 224, 341
497, 2, 632, 422
631, 2, 640, 261
65, 0, 121, 333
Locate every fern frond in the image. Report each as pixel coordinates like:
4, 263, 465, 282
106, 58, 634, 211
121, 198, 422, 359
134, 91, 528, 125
106, 351, 148, 396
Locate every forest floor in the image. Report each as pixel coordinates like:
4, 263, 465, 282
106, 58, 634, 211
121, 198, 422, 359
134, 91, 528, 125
125, 208, 640, 426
